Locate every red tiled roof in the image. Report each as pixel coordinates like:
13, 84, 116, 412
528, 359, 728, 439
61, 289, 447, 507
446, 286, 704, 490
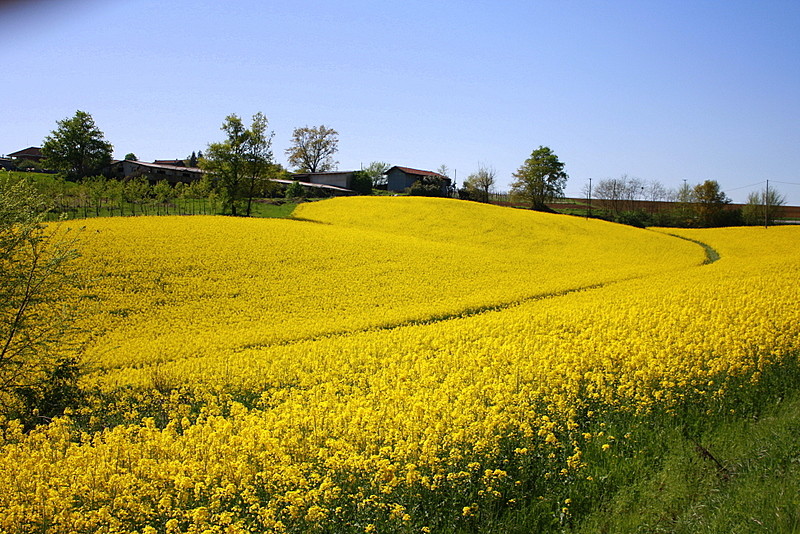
389, 166, 445, 178
8, 147, 43, 159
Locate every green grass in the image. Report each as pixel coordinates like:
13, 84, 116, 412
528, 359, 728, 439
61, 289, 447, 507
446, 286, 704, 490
443, 360, 800, 534
247, 200, 297, 218
45, 199, 298, 220
571, 390, 800, 533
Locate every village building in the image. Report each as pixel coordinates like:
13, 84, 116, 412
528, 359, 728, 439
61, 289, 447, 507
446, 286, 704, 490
385, 166, 451, 193
7, 147, 45, 164
272, 178, 356, 197
289, 171, 356, 189
107, 159, 204, 184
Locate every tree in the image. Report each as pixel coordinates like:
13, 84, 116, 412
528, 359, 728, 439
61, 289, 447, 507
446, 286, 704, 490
363, 161, 390, 188
463, 164, 497, 203
510, 146, 568, 211
593, 175, 648, 214
153, 180, 176, 215
14, 160, 40, 171
202, 112, 275, 217
643, 179, 668, 203
83, 175, 108, 216
285, 180, 304, 199
124, 153, 138, 161
123, 177, 150, 216
742, 186, 786, 226
285, 125, 339, 173
408, 174, 450, 197
693, 180, 731, 227
350, 171, 373, 195
0, 173, 81, 426
435, 165, 457, 197
41, 110, 113, 180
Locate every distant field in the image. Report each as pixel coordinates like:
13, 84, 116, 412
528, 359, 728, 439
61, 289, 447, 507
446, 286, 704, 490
1, 197, 798, 533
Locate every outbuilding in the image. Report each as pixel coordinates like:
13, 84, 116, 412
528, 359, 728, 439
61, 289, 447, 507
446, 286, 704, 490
385, 166, 450, 193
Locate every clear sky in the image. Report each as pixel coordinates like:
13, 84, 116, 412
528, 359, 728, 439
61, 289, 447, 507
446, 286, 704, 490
2, 0, 799, 204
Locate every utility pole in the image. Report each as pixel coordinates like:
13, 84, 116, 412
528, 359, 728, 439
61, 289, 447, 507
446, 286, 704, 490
587, 177, 592, 220
765, 179, 770, 229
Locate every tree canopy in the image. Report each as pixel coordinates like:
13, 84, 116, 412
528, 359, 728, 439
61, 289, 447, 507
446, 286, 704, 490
693, 180, 731, 227
510, 146, 568, 211
285, 125, 339, 173
742, 186, 786, 226
41, 110, 113, 180
363, 161, 390, 188
463, 164, 496, 203
202, 112, 275, 217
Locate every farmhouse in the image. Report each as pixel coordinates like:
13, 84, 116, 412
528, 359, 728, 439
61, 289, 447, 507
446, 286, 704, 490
290, 170, 356, 190
107, 159, 204, 184
273, 178, 356, 196
385, 166, 450, 193
7, 146, 45, 164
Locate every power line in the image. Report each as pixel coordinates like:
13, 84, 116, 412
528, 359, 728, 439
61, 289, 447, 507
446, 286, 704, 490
726, 181, 766, 192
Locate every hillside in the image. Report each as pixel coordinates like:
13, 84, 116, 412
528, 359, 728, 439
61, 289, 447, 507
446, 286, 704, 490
1, 197, 798, 533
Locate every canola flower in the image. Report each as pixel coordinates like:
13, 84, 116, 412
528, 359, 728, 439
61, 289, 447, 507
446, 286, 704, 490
0, 198, 798, 533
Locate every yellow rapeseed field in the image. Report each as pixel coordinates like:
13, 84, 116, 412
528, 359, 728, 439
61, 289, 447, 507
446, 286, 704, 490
0, 197, 797, 533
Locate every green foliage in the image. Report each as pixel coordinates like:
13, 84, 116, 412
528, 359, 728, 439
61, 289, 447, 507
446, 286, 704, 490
0, 173, 82, 426
285, 125, 339, 173
350, 170, 373, 195
13, 159, 40, 171
41, 110, 113, 179
612, 210, 650, 228
2, 171, 299, 220
510, 146, 568, 211
408, 175, 449, 197
692, 180, 731, 227
202, 112, 275, 216
742, 188, 786, 226
285, 180, 305, 199
463, 164, 496, 203
363, 161, 390, 188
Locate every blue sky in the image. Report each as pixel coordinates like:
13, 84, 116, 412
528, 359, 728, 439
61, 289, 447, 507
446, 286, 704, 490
2, 0, 799, 204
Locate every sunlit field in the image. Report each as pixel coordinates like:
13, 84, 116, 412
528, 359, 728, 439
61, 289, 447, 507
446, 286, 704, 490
1, 197, 798, 533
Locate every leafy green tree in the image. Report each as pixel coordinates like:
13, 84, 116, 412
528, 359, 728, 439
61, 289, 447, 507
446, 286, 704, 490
285, 180, 305, 199
105, 178, 125, 216
124, 153, 138, 161
14, 159, 40, 171
510, 146, 568, 211
285, 125, 339, 173
693, 180, 731, 227
202, 113, 275, 216
464, 164, 496, 203
408, 175, 449, 197
82, 175, 108, 216
41, 110, 113, 180
153, 180, 175, 215
363, 161, 390, 188
0, 174, 81, 426
349, 171, 373, 195
124, 177, 150, 216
